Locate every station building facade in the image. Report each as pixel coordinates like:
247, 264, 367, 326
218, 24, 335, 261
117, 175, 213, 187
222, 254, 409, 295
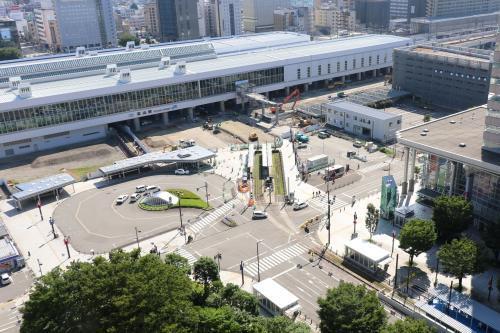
0, 32, 411, 158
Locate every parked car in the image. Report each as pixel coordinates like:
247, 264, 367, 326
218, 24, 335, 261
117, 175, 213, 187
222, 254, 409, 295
116, 194, 129, 204
146, 186, 160, 193
135, 185, 146, 193
252, 211, 268, 219
297, 143, 308, 149
293, 202, 308, 211
353, 140, 363, 148
174, 168, 190, 175
1, 273, 11, 285
130, 193, 141, 202
318, 131, 330, 139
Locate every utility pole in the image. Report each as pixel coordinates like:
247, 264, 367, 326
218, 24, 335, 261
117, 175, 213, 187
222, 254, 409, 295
197, 182, 209, 207
326, 179, 331, 245
239, 260, 245, 285
434, 258, 439, 287
257, 240, 262, 282
393, 253, 399, 292
37, 259, 43, 276
134, 227, 141, 250
49, 217, 57, 239
391, 229, 395, 256
37, 198, 43, 221
177, 191, 183, 228
63, 236, 71, 259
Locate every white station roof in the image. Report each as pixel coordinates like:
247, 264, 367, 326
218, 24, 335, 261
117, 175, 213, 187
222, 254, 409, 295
99, 145, 215, 176
12, 173, 75, 201
345, 238, 390, 263
253, 278, 299, 310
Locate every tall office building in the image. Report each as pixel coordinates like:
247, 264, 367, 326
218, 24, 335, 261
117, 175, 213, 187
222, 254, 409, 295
243, 0, 289, 33
204, 0, 242, 37
426, 0, 500, 18
484, 33, 500, 153
157, 0, 200, 41
54, 0, 117, 51
390, 0, 426, 20
144, 2, 160, 38
355, 0, 390, 29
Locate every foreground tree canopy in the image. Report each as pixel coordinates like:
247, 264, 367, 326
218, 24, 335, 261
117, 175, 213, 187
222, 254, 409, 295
382, 318, 436, 333
432, 196, 473, 241
399, 219, 437, 266
21, 250, 310, 333
317, 282, 387, 333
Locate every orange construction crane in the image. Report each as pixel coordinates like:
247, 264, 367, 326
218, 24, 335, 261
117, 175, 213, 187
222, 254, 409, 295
271, 88, 301, 113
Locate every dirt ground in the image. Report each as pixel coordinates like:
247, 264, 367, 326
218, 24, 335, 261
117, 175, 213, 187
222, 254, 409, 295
0, 140, 125, 183
220, 119, 275, 143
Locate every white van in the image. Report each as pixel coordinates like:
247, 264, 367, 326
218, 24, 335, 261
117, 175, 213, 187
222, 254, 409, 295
252, 210, 268, 219
135, 185, 146, 193
1, 273, 11, 285
146, 185, 160, 193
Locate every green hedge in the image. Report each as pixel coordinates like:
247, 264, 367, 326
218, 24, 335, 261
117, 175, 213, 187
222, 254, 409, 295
138, 202, 171, 211
137, 189, 211, 211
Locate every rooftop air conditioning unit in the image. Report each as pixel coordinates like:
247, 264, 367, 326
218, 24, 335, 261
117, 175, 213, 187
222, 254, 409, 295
18, 82, 32, 98
140, 44, 150, 50
119, 68, 131, 83
174, 61, 186, 75
8, 76, 21, 90
75, 46, 86, 57
125, 41, 135, 51
159, 56, 170, 69
106, 64, 118, 76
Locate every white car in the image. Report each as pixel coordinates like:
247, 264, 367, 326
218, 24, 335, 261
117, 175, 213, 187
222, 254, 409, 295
130, 193, 141, 203
293, 202, 308, 211
116, 194, 129, 204
135, 185, 146, 193
146, 186, 160, 193
252, 210, 268, 219
175, 169, 190, 175
1, 273, 12, 285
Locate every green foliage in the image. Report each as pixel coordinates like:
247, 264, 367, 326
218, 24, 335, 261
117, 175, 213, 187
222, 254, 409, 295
130, 2, 138, 10
253, 152, 263, 197
438, 238, 485, 291
399, 219, 437, 266
378, 147, 395, 157
317, 282, 386, 333
423, 114, 431, 122
167, 189, 210, 210
271, 152, 285, 195
21, 250, 194, 333
481, 219, 500, 261
382, 318, 435, 333
0, 47, 21, 60
206, 283, 259, 315
365, 203, 380, 240
118, 32, 139, 47
432, 196, 473, 241
193, 257, 220, 291
164, 252, 191, 275
138, 201, 170, 211
414, 166, 421, 175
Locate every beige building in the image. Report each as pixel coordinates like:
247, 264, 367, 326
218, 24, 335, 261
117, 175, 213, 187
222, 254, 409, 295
314, 3, 355, 35
144, 2, 160, 37
34, 6, 60, 50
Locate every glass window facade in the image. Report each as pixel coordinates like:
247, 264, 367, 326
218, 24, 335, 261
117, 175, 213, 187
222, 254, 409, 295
0, 67, 284, 134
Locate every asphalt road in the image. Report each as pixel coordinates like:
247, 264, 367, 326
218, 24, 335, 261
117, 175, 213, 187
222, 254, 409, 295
53, 173, 228, 253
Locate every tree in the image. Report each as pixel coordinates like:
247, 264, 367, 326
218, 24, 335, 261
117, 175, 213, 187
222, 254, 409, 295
365, 203, 380, 240
118, 32, 139, 47
317, 282, 386, 333
0, 47, 21, 61
130, 2, 138, 10
414, 166, 421, 178
164, 252, 191, 275
220, 283, 259, 315
382, 318, 435, 333
21, 250, 194, 333
438, 238, 485, 292
432, 196, 473, 241
193, 256, 220, 295
481, 219, 500, 261
423, 114, 431, 122
399, 219, 437, 266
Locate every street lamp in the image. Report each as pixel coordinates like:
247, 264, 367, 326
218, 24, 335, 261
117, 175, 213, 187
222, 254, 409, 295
134, 227, 141, 250
256, 240, 263, 282
352, 212, 358, 238
196, 181, 209, 207
49, 217, 57, 239
434, 257, 439, 287
391, 229, 396, 256
37, 258, 43, 276
239, 260, 245, 285
63, 236, 71, 259
176, 191, 183, 229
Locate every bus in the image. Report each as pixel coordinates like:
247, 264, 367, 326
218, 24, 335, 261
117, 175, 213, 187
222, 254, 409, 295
324, 165, 345, 180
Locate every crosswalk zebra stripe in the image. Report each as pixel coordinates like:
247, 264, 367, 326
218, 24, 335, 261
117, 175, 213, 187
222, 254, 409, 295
308, 196, 348, 212
173, 248, 197, 265
188, 200, 236, 233
244, 243, 309, 277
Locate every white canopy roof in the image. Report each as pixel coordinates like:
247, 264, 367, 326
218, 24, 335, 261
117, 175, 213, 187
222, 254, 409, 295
253, 278, 298, 310
345, 238, 390, 263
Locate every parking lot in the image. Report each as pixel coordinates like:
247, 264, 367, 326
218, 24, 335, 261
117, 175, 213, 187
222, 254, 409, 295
52, 173, 228, 253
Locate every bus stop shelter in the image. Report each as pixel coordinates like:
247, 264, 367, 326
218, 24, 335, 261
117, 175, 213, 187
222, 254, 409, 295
12, 173, 75, 210
344, 238, 391, 276
253, 278, 301, 316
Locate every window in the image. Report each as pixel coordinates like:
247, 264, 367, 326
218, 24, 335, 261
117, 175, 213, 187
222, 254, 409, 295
307, 67, 311, 78
376, 55, 380, 64
389, 122, 393, 127
337, 62, 340, 71
368, 56, 372, 66
353, 59, 356, 69
384, 54, 387, 63
344, 61, 348, 70
397, 120, 401, 124
297, 68, 301, 79
354, 116, 357, 121
327, 63, 331, 74
318, 65, 322, 76
361, 58, 364, 67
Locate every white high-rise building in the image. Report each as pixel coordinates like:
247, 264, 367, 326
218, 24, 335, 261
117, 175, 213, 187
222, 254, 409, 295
54, 0, 117, 51
204, 0, 242, 37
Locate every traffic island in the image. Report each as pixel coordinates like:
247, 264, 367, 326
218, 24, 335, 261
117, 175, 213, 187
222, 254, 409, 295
138, 189, 211, 211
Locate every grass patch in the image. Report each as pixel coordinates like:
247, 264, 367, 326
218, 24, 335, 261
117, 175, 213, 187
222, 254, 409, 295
271, 152, 285, 195
253, 152, 263, 197
166, 188, 210, 210
378, 147, 395, 158
67, 166, 99, 180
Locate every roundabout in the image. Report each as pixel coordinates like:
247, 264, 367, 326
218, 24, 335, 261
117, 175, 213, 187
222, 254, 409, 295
52, 173, 231, 253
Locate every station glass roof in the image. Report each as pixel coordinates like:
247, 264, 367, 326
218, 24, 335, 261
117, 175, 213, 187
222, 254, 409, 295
12, 173, 75, 201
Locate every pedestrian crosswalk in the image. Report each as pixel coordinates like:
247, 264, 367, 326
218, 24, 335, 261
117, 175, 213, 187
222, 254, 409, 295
188, 200, 236, 233
360, 161, 391, 174
308, 194, 348, 212
173, 247, 198, 266
244, 243, 309, 277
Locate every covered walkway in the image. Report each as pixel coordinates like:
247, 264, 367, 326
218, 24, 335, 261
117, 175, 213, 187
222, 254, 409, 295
12, 173, 75, 209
